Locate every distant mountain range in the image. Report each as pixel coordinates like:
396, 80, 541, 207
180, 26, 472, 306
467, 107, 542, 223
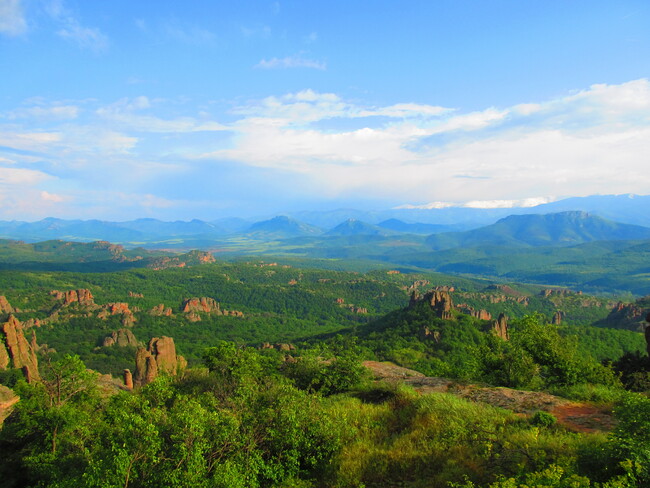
1, 194, 649, 247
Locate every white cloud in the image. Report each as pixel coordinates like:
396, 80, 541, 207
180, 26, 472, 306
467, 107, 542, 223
57, 21, 108, 51
0, 0, 27, 36
0, 130, 62, 151
96, 97, 228, 133
0, 167, 50, 185
6, 104, 79, 120
40, 190, 65, 202
198, 80, 650, 204
45, 0, 108, 51
255, 55, 326, 70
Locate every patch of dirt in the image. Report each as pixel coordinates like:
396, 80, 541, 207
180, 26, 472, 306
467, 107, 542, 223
363, 360, 615, 433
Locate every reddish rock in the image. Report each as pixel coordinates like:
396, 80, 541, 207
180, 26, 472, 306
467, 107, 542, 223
1, 314, 39, 381
492, 313, 509, 341
0, 296, 14, 314
133, 336, 186, 386
123, 369, 133, 390
149, 304, 173, 317
426, 290, 454, 319
552, 311, 565, 325
181, 297, 221, 314
128, 291, 144, 298
187, 312, 202, 322
51, 289, 95, 306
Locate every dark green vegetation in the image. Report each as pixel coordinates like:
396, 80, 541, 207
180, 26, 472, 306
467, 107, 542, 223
1, 238, 650, 487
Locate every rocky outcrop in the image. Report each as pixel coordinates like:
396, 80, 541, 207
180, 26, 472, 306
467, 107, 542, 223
0, 296, 14, 314
180, 297, 243, 319
427, 290, 454, 319
102, 329, 139, 348
133, 336, 186, 387
128, 291, 144, 298
51, 289, 95, 307
552, 311, 565, 325
409, 289, 454, 319
182, 297, 221, 314
492, 313, 509, 341
149, 304, 173, 317
98, 303, 136, 327
598, 300, 648, 331
1, 314, 39, 381
459, 306, 492, 320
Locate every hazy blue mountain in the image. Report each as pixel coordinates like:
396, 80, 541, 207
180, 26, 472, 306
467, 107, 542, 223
243, 216, 324, 239
326, 219, 395, 236
425, 211, 650, 250
377, 219, 455, 235
116, 218, 222, 237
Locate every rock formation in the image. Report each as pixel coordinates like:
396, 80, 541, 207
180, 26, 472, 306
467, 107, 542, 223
598, 300, 648, 331
98, 303, 136, 327
1, 314, 39, 381
123, 369, 133, 390
149, 304, 173, 317
552, 311, 565, 325
0, 296, 15, 314
492, 313, 509, 341
459, 306, 492, 320
102, 329, 139, 348
409, 289, 454, 319
51, 289, 95, 307
128, 291, 144, 298
133, 336, 186, 387
181, 297, 221, 314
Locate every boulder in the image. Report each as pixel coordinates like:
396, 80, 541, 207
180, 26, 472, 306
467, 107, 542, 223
123, 369, 133, 390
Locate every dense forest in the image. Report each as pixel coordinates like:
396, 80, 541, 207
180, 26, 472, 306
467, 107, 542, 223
1, 245, 650, 487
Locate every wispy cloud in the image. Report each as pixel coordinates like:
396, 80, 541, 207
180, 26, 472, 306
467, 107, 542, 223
45, 0, 108, 51
5, 104, 79, 121
0, 0, 27, 36
255, 55, 326, 70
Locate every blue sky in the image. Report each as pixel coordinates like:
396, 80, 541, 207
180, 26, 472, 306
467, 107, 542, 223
1, 0, 649, 221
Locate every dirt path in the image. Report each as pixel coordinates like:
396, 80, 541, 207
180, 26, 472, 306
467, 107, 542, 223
363, 360, 615, 433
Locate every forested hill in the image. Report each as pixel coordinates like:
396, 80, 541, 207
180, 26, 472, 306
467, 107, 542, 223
425, 211, 650, 250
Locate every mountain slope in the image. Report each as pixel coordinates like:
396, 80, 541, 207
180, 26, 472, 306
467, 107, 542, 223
243, 216, 324, 239
326, 219, 395, 236
425, 211, 650, 250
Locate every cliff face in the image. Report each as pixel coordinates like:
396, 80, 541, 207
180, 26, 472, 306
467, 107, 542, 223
133, 336, 186, 387
1, 315, 39, 381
